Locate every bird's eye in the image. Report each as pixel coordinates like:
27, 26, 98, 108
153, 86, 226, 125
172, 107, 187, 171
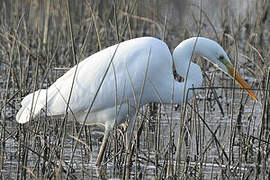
219, 55, 224, 60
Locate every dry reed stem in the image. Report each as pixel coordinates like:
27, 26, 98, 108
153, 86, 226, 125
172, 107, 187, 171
0, 0, 269, 179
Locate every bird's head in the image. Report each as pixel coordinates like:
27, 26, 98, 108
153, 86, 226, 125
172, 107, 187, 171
205, 41, 258, 102
174, 37, 258, 102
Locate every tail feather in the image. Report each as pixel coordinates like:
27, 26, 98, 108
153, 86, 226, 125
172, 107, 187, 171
16, 89, 48, 124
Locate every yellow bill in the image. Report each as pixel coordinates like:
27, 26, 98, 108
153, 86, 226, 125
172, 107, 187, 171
228, 66, 258, 101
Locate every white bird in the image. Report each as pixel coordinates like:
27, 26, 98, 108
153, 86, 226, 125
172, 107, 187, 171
16, 37, 258, 165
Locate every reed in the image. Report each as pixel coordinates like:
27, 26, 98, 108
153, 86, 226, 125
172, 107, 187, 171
0, 0, 269, 179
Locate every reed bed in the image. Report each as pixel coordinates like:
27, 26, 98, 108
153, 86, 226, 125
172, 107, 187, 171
0, 0, 269, 179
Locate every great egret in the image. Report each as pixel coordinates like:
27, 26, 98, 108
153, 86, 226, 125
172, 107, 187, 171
16, 37, 257, 165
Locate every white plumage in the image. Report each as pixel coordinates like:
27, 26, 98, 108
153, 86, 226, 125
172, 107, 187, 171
16, 37, 257, 165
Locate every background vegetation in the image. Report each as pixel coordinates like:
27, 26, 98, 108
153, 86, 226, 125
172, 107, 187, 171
0, 0, 269, 179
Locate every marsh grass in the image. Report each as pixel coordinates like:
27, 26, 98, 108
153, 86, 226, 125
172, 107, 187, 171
0, 0, 269, 179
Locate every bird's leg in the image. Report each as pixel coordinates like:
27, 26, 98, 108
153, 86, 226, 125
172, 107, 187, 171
96, 128, 110, 166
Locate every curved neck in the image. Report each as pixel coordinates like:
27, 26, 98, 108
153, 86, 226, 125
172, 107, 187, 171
173, 38, 205, 88
170, 38, 209, 103
158, 37, 231, 104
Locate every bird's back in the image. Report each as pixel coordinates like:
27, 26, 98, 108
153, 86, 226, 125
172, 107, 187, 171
17, 37, 173, 125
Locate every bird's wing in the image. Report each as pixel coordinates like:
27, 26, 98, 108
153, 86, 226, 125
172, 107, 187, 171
44, 37, 172, 116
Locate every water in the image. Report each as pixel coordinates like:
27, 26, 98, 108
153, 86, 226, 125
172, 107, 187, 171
0, 0, 269, 179
0, 77, 266, 179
